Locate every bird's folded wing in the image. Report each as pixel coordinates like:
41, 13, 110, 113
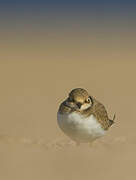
93, 102, 112, 130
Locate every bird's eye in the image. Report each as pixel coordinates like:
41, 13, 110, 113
86, 97, 91, 103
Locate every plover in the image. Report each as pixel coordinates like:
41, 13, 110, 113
57, 88, 115, 145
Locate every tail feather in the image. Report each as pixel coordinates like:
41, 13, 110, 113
109, 114, 116, 126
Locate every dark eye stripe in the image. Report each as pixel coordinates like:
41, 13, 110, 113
68, 97, 75, 102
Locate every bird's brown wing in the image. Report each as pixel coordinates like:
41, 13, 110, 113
58, 101, 72, 114
93, 101, 113, 130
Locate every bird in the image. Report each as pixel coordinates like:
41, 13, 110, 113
57, 88, 115, 146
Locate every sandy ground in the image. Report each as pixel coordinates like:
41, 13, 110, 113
0, 58, 136, 180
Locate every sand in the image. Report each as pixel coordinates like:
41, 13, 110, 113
0, 54, 136, 179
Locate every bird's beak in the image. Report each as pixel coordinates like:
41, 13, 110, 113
76, 103, 82, 109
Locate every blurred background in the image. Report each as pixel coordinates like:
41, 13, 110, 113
0, 1, 136, 180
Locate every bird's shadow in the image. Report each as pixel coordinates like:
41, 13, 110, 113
0, 134, 128, 151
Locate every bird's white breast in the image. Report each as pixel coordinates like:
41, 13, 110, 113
57, 112, 105, 143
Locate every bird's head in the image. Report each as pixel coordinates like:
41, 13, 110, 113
66, 88, 93, 111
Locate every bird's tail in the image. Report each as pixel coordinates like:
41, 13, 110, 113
109, 114, 116, 126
